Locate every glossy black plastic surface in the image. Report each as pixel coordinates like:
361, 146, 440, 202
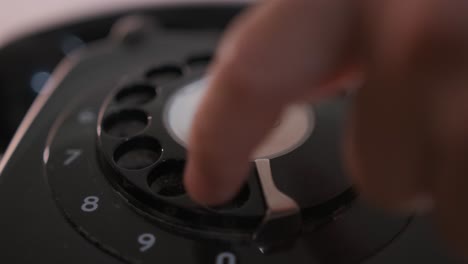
0, 4, 462, 264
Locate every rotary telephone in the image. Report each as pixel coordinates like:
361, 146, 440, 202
0, 4, 461, 264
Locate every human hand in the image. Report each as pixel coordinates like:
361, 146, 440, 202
183, 0, 468, 253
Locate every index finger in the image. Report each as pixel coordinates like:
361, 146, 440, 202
184, 0, 360, 205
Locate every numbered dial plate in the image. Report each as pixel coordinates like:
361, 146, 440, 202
96, 71, 355, 237
97, 72, 268, 235
45, 24, 411, 264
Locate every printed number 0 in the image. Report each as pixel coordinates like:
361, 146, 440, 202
81, 196, 99, 212
138, 234, 156, 252
216, 252, 236, 264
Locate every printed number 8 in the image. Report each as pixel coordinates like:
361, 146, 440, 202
81, 196, 99, 212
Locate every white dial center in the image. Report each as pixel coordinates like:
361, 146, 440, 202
165, 78, 315, 159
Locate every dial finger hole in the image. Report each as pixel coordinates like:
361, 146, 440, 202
148, 160, 186, 197
115, 83, 157, 105
114, 137, 162, 170
145, 65, 183, 84
186, 54, 212, 72
102, 109, 149, 138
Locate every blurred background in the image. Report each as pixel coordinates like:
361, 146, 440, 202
0, 0, 252, 46
0, 0, 248, 155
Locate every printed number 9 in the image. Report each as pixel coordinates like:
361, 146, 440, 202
138, 233, 156, 252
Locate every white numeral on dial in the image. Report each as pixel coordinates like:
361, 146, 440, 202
81, 196, 99, 212
138, 233, 156, 252
216, 252, 236, 264
64, 149, 82, 166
